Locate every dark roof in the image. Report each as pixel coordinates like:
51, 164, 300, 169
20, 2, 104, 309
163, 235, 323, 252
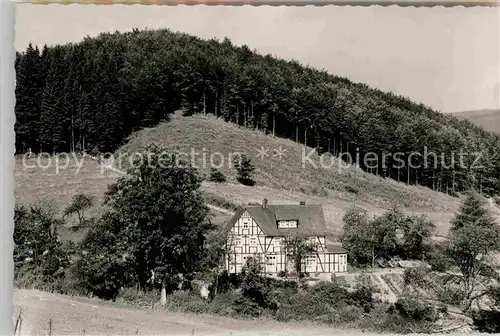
224, 203, 329, 237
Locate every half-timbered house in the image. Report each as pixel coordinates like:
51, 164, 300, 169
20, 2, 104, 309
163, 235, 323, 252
224, 199, 347, 275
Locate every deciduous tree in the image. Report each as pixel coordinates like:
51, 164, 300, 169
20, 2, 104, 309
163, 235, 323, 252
77, 145, 212, 302
63, 193, 95, 227
283, 234, 317, 278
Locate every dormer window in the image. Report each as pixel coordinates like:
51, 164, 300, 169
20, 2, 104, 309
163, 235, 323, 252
277, 220, 298, 229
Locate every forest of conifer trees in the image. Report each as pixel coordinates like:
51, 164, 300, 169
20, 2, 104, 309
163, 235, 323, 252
14, 28, 500, 196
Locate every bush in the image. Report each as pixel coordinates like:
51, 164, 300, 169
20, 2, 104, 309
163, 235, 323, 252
326, 305, 365, 325
276, 291, 331, 321
365, 306, 421, 334
472, 309, 500, 333
349, 285, 375, 312
14, 204, 71, 291
426, 243, 452, 272
118, 287, 160, 307
345, 185, 359, 194
274, 282, 373, 325
394, 296, 439, 322
208, 270, 241, 298
209, 168, 226, 183
239, 257, 279, 312
436, 285, 465, 306
330, 274, 348, 286
165, 291, 208, 313
237, 177, 256, 186
113, 276, 435, 334
72, 247, 130, 301
206, 291, 239, 316
309, 281, 350, 307
233, 293, 265, 317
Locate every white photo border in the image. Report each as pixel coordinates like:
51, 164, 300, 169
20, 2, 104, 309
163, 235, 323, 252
1, 1, 15, 335
1, 1, 498, 335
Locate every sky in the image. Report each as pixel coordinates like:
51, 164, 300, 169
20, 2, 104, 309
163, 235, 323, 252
15, 4, 500, 113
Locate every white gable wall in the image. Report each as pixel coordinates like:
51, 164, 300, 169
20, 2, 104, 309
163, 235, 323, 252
226, 211, 267, 273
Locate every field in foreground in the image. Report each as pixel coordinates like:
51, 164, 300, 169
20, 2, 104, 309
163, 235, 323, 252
13, 289, 357, 336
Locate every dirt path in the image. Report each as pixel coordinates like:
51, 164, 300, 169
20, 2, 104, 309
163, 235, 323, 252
14, 289, 356, 336
206, 204, 234, 216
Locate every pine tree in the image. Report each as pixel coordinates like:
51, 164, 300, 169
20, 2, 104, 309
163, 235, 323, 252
39, 47, 69, 152
234, 154, 255, 186
446, 192, 500, 313
76, 91, 93, 152
209, 168, 227, 183
15, 43, 43, 153
450, 191, 496, 231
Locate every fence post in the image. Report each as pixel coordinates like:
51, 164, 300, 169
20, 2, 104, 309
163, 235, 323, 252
14, 309, 21, 335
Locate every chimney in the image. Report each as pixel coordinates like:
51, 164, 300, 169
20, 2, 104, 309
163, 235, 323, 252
300, 201, 306, 205
262, 198, 268, 208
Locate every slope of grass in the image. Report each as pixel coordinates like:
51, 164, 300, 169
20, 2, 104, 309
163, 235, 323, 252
118, 113, 472, 236
121, 113, 458, 208
15, 112, 500, 238
14, 152, 231, 241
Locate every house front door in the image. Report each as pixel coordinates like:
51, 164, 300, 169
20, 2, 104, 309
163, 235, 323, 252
266, 255, 277, 274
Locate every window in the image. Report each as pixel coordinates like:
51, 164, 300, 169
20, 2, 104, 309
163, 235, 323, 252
235, 238, 241, 246
274, 237, 281, 246
250, 237, 257, 246
305, 255, 316, 265
277, 220, 298, 229
243, 219, 249, 228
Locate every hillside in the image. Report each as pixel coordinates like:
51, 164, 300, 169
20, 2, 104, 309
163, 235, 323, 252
14, 149, 232, 242
14, 28, 500, 197
17, 113, 500, 238
121, 113, 500, 236
451, 109, 500, 134
12, 113, 500, 334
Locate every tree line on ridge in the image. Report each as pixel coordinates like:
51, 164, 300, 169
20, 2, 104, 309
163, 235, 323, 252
15, 28, 500, 196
